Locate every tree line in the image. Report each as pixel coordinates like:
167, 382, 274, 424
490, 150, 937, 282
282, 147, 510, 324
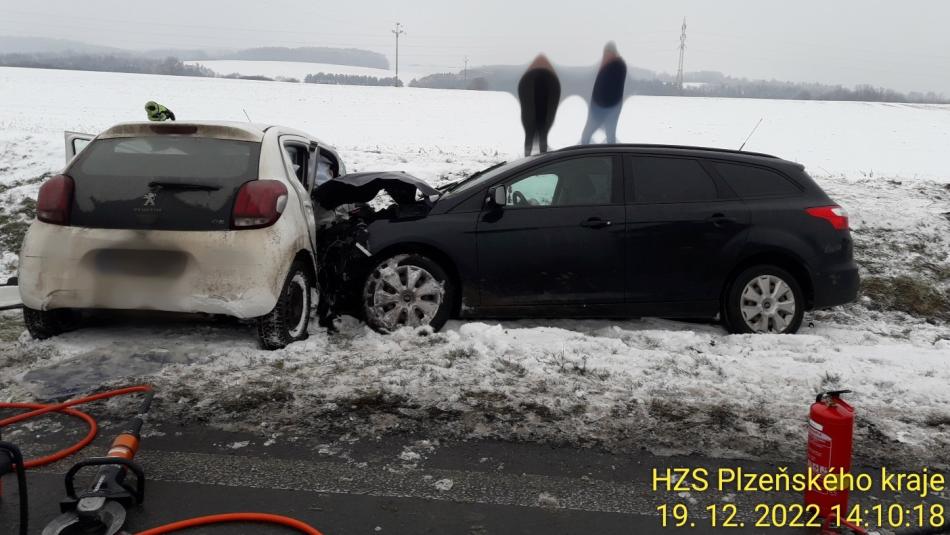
409, 67, 950, 104
304, 72, 403, 87
222, 47, 389, 69
0, 53, 215, 77
683, 78, 948, 104
3, 49, 945, 104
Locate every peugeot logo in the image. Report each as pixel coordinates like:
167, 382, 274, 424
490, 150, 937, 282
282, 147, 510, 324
143, 192, 157, 206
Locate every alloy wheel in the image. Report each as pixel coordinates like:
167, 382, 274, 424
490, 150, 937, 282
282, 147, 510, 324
739, 274, 797, 333
364, 256, 445, 331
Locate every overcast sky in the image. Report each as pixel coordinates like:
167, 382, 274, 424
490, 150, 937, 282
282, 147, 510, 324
2, 0, 949, 94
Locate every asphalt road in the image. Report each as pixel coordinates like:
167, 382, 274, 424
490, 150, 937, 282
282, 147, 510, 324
1, 416, 945, 534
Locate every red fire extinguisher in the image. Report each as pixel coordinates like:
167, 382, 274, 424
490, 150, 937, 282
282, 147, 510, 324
806, 390, 865, 534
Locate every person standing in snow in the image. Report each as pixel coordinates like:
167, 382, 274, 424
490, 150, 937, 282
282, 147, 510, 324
517, 54, 561, 156
581, 42, 627, 144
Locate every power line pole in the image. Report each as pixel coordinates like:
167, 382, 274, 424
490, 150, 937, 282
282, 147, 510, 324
676, 17, 687, 94
392, 22, 405, 87
463, 56, 469, 81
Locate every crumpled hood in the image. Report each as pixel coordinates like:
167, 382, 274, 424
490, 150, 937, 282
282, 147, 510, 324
314, 171, 440, 209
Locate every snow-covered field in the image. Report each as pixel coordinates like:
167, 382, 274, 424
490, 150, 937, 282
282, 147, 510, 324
0, 66, 948, 467
183, 59, 431, 84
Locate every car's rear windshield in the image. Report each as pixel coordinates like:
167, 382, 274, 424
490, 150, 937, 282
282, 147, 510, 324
72, 136, 260, 182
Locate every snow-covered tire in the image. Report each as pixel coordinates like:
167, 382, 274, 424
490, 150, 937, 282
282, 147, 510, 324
723, 265, 804, 335
362, 253, 454, 333
23, 307, 81, 340
258, 262, 312, 350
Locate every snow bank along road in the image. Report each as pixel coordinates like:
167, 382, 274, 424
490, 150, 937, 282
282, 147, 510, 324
0, 67, 948, 469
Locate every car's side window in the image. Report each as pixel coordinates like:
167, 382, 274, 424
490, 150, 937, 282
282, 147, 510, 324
509, 173, 558, 206
713, 162, 801, 197
283, 143, 310, 189
506, 156, 614, 208
315, 150, 340, 187
629, 156, 719, 203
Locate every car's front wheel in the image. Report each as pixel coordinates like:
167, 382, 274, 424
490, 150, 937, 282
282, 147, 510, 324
723, 265, 804, 334
362, 253, 453, 333
23, 307, 81, 340
258, 261, 312, 350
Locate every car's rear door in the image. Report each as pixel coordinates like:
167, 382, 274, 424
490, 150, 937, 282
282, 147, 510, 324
624, 154, 750, 310
475, 154, 626, 311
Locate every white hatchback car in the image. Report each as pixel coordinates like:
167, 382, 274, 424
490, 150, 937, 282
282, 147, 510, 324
19, 121, 344, 349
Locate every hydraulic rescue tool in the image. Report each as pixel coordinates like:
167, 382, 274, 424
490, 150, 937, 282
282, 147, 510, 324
3, 385, 324, 534
42, 389, 154, 535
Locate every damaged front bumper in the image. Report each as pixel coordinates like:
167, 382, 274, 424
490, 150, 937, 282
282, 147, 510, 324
313, 171, 439, 322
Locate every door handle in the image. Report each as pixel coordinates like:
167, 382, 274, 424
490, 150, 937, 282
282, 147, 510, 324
708, 213, 734, 228
580, 217, 612, 229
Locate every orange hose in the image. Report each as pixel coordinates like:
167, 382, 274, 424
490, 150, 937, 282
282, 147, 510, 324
0, 385, 152, 468
134, 513, 325, 535
2, 387, 326, 534
0, 403, 98, 469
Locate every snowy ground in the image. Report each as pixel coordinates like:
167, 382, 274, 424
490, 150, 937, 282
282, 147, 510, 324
0, 67, 948, 468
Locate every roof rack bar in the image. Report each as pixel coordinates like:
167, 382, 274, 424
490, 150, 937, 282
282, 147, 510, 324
555, 143, 779, 159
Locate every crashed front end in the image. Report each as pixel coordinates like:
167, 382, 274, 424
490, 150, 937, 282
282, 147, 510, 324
313, 171, 440, 325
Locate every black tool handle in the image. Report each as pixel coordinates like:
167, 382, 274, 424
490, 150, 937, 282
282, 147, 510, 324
0, 441, 29, 535
121, 390, 155, 438
64, 457, 146, 504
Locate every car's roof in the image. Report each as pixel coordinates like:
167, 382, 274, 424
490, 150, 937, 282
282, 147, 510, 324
554, 143, 800, 167
98, 121, 330, 147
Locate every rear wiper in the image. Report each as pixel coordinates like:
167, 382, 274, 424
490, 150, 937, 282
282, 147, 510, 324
148, 180, 221, 191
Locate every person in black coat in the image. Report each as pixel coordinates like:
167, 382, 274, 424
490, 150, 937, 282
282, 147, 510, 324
517, 54, 561, 156
581, 42, 627, 144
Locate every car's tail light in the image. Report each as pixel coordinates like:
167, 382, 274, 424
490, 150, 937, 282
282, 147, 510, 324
806, 205, 849, 230
232, 180, 288, 229
37, 174, 74, 225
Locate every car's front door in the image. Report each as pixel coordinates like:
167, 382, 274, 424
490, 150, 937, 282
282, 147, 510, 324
475, 154, 625, 310
624, 154, 750, 308
280, 136, 319, 255
64, 131, 94, 162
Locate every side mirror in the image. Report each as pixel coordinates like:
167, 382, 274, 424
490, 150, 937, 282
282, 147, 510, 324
489, 185, 508, 207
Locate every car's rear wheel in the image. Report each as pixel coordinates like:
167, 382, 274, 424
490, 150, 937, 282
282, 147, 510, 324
362, 253, 453, 333
258, 261, 312, 350
723, 265, 804, 334
23, 307, 81, 340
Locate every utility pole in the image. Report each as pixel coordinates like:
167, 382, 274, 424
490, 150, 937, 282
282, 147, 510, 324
675, 17, 687, 94
463, 56, 469, 81
392, 22, 405, 87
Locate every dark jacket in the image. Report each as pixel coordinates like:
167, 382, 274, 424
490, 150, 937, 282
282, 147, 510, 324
518, 67, 561, 128
591, 58, 627, 108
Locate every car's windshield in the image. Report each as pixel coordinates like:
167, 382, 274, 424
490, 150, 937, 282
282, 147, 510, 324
440, 157, 536, 198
